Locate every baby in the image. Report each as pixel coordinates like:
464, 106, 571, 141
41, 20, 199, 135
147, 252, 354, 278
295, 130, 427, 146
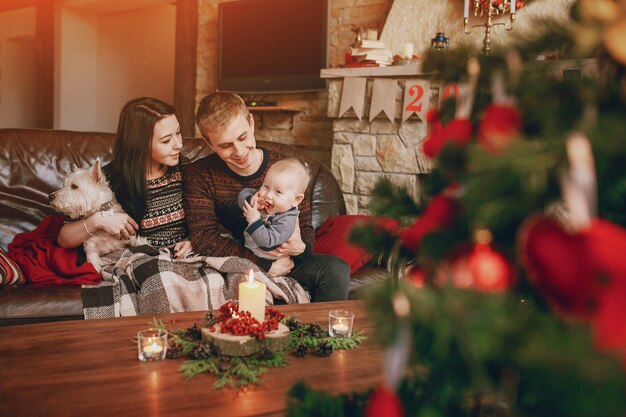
237, 157, 310, 260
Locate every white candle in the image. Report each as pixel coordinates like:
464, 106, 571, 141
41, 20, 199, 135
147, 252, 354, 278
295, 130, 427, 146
463, 0, 470, 19
332, 323, 350, 335
238, 269, 266, 322
510, 0, 516, 14
401, 43, 414, 59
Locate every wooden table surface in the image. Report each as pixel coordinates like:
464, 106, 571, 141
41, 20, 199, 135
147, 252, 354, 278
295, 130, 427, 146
0, 300, 383, 417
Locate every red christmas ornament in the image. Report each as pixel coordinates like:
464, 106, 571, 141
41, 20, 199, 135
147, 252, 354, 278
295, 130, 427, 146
582, 219, 626, 286
518, 216, 601, 319
477, 104, 522, 153
365, 384, 404, 417
593, 284, 626, 356
422, 118, 473, 158
467, 243, 516, 292
399, 190, 459, 253
439, 242, 515, 292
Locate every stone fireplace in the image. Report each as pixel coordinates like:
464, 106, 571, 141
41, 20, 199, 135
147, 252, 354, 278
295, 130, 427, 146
322, 65, 438, 215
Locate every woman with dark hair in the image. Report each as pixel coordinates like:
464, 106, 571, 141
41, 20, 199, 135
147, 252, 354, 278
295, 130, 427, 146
57, 97, 193, 258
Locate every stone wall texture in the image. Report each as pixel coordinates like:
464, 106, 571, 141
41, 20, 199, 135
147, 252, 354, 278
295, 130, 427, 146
328, 77, 438, 214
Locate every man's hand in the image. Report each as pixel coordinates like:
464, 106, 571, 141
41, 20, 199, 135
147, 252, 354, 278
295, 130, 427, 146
243, 198, 261, 224
261, 222, 305, 258
267, 256, 294, 277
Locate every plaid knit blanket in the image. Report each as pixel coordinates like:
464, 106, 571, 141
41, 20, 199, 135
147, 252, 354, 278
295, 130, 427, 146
81, 245, 309, 319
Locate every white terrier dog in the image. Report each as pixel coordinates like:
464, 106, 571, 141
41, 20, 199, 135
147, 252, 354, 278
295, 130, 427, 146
49, 159, 147, 272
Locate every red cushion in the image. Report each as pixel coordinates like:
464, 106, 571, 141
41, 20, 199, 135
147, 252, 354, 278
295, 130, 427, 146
313, 215, 399, 274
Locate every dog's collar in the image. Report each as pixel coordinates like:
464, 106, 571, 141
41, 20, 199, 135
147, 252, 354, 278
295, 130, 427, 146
67, 200, 116, 222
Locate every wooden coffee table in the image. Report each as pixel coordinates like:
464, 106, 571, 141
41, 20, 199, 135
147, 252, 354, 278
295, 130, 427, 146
0, 300, 383, 417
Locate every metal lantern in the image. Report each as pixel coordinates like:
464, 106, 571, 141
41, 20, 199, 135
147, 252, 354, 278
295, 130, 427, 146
430, 32, 450, 52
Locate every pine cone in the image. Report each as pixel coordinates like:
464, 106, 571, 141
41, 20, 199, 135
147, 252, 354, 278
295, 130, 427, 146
203, 311, 217, 328
284, 316, 302, 331
191, 342, 213, 360
166, 338, 184, 359
294, 344, 308, 357
316, 341, 333, 357
257, 347, 275, 360
306, 323, 326, 339
186, 323, 202, 341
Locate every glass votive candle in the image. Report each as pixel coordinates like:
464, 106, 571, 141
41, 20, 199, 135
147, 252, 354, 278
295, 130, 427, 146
137, 328, 168, 362
328, 310, 354, 338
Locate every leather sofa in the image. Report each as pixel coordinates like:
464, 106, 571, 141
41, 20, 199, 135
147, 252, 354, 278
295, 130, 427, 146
0, 129, 389, 326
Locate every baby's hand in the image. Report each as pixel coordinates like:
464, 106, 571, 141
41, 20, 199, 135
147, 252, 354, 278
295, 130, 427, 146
254, 192, 267, 210
243, 199, 261, 224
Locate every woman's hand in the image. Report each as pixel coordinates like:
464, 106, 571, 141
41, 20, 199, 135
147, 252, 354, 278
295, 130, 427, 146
173, 240, 193, 259
267, 256, 294, 277
243, 198, 261, 225
95, 212, 139, 240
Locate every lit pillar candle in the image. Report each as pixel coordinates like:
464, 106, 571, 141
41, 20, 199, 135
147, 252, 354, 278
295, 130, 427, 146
510, 0, 516, 14
238, 270, 266, 322
463, 0, 470, 19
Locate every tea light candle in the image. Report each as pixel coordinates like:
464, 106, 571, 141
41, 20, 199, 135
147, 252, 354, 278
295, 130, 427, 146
137, 328, 167, 361
143, 340, 163, 355
331, 323, 350, 336
401, 43, 414, 59
328, 310, 354, 338
239, 269, 266, 322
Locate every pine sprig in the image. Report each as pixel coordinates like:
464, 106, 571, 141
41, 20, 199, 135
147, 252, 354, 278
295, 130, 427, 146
180, 359, 220, 381
322, 333, 366, 350
367, 178, 421, 220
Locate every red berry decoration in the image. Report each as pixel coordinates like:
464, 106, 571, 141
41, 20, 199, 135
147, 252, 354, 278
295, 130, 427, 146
212, 301, 285, 340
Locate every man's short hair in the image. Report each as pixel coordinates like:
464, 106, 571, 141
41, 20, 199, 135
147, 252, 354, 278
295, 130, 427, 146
196, 91, 250, 139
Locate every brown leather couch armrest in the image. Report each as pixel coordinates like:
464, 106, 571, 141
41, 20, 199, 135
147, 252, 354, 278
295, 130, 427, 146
0, 285, 84, 325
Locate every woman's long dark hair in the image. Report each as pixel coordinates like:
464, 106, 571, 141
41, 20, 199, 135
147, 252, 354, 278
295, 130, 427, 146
110, 97, 176, 222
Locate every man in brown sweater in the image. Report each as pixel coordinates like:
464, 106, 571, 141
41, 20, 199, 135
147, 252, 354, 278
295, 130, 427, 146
183, 91, 350, 301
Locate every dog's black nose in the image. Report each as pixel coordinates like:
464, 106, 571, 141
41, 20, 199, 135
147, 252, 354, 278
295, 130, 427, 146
48, 193, 55, 201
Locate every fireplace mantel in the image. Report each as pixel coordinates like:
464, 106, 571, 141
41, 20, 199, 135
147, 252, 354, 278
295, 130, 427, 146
321, 62, 427, 79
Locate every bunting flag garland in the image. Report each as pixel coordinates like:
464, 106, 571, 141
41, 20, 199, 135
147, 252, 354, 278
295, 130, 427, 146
370, 79, 398, 122
339, 77, 367, 120
439, 82, 462, 108
402, 79, 431, 124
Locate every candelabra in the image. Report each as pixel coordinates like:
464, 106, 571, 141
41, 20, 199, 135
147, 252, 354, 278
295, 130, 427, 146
463, 0, 517, 56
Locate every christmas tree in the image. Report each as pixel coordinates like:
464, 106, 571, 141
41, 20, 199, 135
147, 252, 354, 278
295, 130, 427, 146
288, 1, 626, 416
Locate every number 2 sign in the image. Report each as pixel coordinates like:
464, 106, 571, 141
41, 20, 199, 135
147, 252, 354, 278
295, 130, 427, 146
402, 79, 431, 123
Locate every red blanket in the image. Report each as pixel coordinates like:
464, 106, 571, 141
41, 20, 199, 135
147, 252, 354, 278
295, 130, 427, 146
7, 216, 101, 287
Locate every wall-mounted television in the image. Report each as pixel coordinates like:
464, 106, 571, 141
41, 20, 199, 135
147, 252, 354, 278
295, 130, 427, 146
218, 0, 328, 94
